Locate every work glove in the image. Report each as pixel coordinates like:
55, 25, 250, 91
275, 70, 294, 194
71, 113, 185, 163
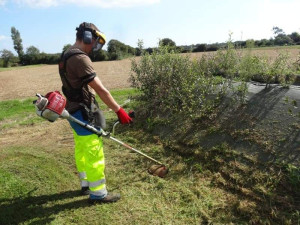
116, 107, 133, 124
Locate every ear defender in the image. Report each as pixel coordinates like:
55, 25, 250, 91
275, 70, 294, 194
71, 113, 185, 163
83, 30, 92, 44
76, 22, 103, 45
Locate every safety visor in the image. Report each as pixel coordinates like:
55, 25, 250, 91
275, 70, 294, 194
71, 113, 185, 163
94, 30, 106, 46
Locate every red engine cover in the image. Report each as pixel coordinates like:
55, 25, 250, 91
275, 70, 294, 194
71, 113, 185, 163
45, 91, 66, 115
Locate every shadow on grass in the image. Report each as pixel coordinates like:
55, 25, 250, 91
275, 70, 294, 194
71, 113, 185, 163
0, 189, 90, 225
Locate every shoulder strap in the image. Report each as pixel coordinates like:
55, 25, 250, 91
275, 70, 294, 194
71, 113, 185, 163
62, 48, 87, 63
58, 48, 87, 101
59, 48, 88, 89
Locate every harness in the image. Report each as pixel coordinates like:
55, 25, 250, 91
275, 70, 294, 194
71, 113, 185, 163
58, 48, 87, 102
58, 48, 106, 129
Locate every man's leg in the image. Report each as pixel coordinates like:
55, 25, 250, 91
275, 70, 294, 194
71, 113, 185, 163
73, 131, 89, 195
69, 110, 120, 203
75, 133, 108, 197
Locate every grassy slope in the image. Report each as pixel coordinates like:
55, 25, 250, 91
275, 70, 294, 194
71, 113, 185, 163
0, 89, 299, 224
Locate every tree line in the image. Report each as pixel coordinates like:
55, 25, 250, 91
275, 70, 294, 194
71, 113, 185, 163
1, 26, 300, 68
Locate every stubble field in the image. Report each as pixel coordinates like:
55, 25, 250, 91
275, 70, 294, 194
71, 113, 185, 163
1, 48, 299, 101
0, 58, 133, 100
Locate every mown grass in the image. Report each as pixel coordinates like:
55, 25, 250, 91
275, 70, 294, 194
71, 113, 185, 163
0, 98, 44, 129
0, 88, 299, 224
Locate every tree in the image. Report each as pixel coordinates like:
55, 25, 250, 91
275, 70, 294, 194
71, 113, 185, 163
0, 49, 14, 67
206, 44, 219, 51
92, 50, 108, 61
11, 27, 24, 58
107, 39, 135, 60
26, 46, 40, 55
135, 39, 144, 56
272, 26, 284, 36
159, 38, 176, 47
62, 44, 72, 52
192, 44, 207, 52
274, 34, 293, 46
289, 32, 300, 44
22, 46, 41, 65
256, 39, 269, 47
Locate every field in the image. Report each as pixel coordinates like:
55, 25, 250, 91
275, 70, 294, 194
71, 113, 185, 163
0, 58, 133, 100
0, 49, 300, 224
1, 47, 300, 100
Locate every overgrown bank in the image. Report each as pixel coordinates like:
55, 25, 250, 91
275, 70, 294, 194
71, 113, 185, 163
130, 44, 300, 223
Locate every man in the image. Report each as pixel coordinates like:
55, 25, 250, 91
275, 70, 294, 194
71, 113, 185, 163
58, 22, 132, 204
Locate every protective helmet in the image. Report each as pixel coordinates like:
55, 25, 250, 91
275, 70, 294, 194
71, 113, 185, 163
76, 22, 106, 51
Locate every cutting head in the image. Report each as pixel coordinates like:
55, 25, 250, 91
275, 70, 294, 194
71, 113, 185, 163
148, 164, 169, 178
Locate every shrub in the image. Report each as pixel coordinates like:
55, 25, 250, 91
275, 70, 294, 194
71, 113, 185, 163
130, 36, 299, 123
130, 44, 248, 121
249, 51, 298, 87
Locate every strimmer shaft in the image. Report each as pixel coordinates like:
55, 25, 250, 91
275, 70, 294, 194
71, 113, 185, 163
67, 114, 164, 165
108, 135, 163, 165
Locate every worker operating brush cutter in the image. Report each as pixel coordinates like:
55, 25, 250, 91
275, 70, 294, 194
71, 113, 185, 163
34, 92, 168, 204
34, 22, 167, 205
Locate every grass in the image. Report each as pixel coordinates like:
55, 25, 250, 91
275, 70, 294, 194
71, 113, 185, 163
0, 88, 140, 130
250, 45, 300, 51
0, 88, 299, 224
0, 64, 46, 72
0, 98, 44, 129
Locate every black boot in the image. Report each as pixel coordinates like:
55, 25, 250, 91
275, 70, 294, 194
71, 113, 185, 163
80, 186, 90, 195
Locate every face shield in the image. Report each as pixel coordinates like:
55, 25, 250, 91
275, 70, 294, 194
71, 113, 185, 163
92, 31, 106, 52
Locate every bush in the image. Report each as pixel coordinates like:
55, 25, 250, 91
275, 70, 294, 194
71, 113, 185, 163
130, 44, 248, 121
130, 36, 300, 123
240, 50, 298, 87
209, 41, 240, 78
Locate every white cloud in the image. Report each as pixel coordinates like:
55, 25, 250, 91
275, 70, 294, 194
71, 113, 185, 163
0, 35, 8, 41
12, 0, 160, 8
0, 0, 7, 6
14, 0, 58, 7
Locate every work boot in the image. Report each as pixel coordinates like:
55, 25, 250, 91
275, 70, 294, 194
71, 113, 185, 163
89, 193, 121, 204
80, 186, 90, 195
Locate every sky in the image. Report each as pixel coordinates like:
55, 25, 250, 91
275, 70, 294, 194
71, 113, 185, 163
0, 0, 299, 55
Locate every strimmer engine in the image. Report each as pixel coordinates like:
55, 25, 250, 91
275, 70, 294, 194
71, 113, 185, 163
34, 91, 69, 122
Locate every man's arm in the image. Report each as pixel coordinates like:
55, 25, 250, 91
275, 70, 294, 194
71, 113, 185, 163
88, 76, 120, 112
88, 76, 132, 124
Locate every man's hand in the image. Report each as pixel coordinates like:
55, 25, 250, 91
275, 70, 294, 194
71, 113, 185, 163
116, 107, 133, 124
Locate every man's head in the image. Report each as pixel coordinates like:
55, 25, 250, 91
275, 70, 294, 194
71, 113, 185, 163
76, 22, 106, 53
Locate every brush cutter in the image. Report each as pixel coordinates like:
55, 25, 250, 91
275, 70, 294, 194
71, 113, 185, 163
33, 91, 168, 178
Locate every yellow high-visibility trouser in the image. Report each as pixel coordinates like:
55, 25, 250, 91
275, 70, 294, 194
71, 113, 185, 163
70, 110, 107, 198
